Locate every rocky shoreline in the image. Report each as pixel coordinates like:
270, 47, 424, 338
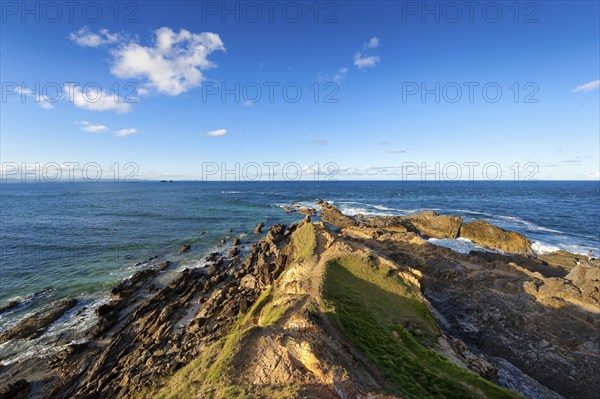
0, 203, 598, 399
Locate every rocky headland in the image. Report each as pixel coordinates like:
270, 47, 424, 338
0, 202, 598, 399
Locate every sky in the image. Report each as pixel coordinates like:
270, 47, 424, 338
1, 0, 599, 181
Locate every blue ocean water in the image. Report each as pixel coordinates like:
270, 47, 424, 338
0, 180, 599, 359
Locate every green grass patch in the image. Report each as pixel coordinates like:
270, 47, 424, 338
293, 222, 317, 263
322, 255, 522, 399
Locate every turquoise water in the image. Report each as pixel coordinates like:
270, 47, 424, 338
0, 181, 599, 331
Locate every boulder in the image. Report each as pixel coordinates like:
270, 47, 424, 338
254, 222, 264, 234
460, 220, 532, 254
178, 244, 191, 253
405, 211, 462, 239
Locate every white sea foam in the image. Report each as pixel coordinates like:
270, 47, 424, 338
428, 237, 480, 254
531, 241, 562, 255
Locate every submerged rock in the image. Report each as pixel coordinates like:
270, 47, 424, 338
178, 244, 191, 253
0, 298, 77, 343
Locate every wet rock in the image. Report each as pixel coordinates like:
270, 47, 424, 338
233, 238, 241, 246
111, 268, 159, 299
0, 298, 77, 343
254, 222, 264, 234
460, 220, 532, 254
229, 247, 240, 258
0, 300, 20, 315
178, 244, 191, 253
157, 260, 171, 271
219, 238, 227, 245
0, 379, 30, 399
299, 207, 317, 216
283, 206, 296, 213
206, 252, 219, 262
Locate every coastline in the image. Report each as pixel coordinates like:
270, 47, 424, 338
1, 201, 598, 398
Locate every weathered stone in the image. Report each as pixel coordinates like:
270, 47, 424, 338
460, 220, 532, 254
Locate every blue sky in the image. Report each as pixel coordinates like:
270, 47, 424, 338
1, 0, 599, 181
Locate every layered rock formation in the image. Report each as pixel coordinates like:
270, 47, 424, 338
0, 203, 597, 399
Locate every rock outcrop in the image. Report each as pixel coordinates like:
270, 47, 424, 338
1, 209, 597, 399
0, 298, 77, 343
460, 219, 532, 254
405, 211, 462, 239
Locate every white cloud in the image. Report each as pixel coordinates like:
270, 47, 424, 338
318, 67, 349, 83
354, 53, 380, 69
206, 128, 227, 137
110, 27, 225, 96
76, 121, 136, 136
113, 128, 137, 137
367, 37, 380, 49
572, 79, 600, 93
354, 37, 381, 70
15, 86, 54, 109
66, 84, 132, 113
77, 120, 109, 133
70, 27, 121, 47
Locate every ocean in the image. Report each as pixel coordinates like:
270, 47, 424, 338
1, 180, 599, 363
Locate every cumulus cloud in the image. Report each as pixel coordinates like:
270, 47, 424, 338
110, 27, 226, 96
70, 27, 121, 47
65, 84, 132, 113
77, 120, 109, 133
572, 79, 600, 93
354, 37, 381, 70
206, 128, 227, 137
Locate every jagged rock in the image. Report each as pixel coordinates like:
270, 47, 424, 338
229, 247, 240, 257
0, 379, 30, 399
299, 207, 317, 216
0, 298, 77, 343
460, 220, 532, 254
206, 252, 219, 262
0, 300, 20, 314
538, 250, 598, 270
157, 261, 171, 271
178, 244, 191, 253
254, 222, 264, 234
318, 201, 357, 228
233, 237, 241, 246
111, 268, 159, 299
283, 206, 296, 213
